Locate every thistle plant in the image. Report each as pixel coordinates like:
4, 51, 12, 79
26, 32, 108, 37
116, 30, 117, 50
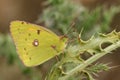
37, 0, 120, 80
46, 30, 120, 80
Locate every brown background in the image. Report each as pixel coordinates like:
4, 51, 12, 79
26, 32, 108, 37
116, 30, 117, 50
0, 0, 120, 80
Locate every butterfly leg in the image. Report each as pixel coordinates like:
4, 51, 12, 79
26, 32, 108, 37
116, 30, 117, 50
51, 45, 60, 61
55, 55, 60, 61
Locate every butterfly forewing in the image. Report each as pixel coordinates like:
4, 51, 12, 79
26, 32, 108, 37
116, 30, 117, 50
10, 21, 66, 66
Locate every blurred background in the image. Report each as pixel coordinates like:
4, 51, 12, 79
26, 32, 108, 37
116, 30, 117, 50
0, 0, 120, 80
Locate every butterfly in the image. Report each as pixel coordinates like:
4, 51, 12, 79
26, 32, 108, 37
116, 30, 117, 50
10, 21, 67, 67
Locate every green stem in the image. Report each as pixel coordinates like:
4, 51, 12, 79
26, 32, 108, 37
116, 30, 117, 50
59, 40, 120, 80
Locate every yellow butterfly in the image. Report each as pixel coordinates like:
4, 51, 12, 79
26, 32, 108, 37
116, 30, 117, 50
10, 21, 67, 67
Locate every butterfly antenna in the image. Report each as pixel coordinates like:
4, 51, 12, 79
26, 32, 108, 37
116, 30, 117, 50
55, 55, 60, 61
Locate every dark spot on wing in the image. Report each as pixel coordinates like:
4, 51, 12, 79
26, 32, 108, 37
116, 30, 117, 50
24, 48, 26, 51
32, 39, 39, 47
29, 57, 31, 60
21, 21, 24, 24
25, 38, 27, 41
18, 28, 20, 31
37, 30, 41, 35
28, 33, 31, 36
18, 31, 21, 34
51, 45, 56, 49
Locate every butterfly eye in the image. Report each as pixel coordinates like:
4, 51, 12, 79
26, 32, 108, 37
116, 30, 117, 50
32, 39, 39, 46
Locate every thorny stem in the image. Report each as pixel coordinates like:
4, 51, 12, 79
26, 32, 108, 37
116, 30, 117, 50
59, 40, 120, 80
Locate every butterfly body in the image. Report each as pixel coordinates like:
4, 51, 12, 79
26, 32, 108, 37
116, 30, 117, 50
10, 21, 67, 67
